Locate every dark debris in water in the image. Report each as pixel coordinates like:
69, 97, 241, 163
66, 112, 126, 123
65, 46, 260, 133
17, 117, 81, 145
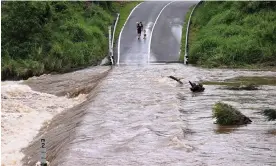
181, 127, 195, 136
168, 75, 183, 84
189, 81, 205, 92
178, 108, 189, 114
262, 109, 276, 121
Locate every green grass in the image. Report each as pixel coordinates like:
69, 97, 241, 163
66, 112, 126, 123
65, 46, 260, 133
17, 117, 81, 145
1, 2, 142, 80
212, 102, 251, 125
203, 76, 276, 86
182, 1, 276, 68
114, 1, 141, 44
180, 4, 195, 61
1, 2, 116, 80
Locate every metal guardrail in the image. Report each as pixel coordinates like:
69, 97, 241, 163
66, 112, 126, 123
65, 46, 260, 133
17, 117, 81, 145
184, 1, 202, 65
109, 13, 120, 65
112, 13, 120, 51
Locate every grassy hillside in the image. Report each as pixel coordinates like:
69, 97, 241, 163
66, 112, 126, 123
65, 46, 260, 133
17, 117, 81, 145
184, 1, 276, 68
1, 1, 140, 81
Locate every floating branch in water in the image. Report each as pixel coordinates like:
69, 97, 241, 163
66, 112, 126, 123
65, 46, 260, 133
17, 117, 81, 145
189, 81, 205, 92
168, 76, 183, 84
212, 102, 252, 125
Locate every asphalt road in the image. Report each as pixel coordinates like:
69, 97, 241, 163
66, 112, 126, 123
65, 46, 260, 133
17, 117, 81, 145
118, 1, 197, 64
150, 1, 197, 62
118, 1, 169, 65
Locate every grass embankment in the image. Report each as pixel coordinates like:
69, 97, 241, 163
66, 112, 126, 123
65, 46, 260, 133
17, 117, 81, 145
1, 1, 138, 81
114, 1, 141, 43
181, 1, 276, 68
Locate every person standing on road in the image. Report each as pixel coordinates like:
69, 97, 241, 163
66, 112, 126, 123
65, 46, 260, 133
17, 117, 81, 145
137, 21, 143, 40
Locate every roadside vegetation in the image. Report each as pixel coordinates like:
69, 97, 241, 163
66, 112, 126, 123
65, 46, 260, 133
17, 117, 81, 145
182, 1, 276, 68
212, 102, 252, 125
1, 1, 140, 81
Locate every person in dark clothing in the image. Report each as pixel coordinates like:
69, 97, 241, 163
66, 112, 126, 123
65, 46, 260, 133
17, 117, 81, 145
137, 21, 143, 39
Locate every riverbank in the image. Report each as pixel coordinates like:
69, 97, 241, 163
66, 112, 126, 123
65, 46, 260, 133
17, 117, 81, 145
1, 66, 110, 166
181, 1, 276, 68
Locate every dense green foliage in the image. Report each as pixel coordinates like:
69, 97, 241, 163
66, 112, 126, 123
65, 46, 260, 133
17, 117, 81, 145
186, 1, 276, 68
1, 1, 117, 80
212, 102, 251, 125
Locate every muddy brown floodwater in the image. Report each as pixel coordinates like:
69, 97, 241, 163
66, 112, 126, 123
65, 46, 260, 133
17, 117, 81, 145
23, 64, 276, 166
1, 66, 111, 166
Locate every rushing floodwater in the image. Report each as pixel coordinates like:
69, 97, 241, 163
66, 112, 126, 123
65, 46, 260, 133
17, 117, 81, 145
41, 64, 275, 166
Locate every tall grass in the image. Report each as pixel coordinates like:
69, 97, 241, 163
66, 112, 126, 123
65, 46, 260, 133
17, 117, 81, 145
184, 1, 276, 68
1, 2, 115, 80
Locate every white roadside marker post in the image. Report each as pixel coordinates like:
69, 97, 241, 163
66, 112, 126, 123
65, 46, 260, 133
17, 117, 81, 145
108, 26, 114, 65
40, 139, 47, 166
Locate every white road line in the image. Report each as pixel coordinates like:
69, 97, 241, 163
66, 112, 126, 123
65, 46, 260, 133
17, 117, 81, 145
148, 1, 174, 64
117, 2, 143, 65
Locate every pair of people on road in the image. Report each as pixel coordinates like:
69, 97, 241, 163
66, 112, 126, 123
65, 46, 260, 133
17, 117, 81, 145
136, 22, 146, 40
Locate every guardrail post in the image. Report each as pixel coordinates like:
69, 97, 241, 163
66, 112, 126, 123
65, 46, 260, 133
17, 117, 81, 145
108, 26, 114, 65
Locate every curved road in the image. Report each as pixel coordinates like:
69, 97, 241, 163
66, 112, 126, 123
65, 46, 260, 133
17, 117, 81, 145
118, 1, 196, 64
150, 1, 197, 62
22, 2, 276, 165
44, 2, 197, 165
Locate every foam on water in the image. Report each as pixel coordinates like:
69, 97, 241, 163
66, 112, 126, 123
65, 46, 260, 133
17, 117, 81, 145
1, 81, 86, 166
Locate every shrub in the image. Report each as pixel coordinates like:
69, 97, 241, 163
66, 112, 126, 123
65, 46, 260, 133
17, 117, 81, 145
212, 102, 252, 125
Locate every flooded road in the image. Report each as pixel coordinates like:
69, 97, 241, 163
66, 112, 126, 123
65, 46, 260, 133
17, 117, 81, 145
10, 1, 275, 165
45, 64, 275, 166
151, 1, 197, 62
118, 1, 196, 64
1, 66, 111, 166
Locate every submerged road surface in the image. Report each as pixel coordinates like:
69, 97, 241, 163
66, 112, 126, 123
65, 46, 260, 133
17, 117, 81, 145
53, 65, 276, 166
22, 1, 276, 166
118, 1, 196, 64
150, 1, 196, 62
118, 1, 169, 65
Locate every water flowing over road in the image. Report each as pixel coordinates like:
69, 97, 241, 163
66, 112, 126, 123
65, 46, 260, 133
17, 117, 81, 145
52, 64, 276, 166
118, 1, 196, 64
19, 1, 276, 166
